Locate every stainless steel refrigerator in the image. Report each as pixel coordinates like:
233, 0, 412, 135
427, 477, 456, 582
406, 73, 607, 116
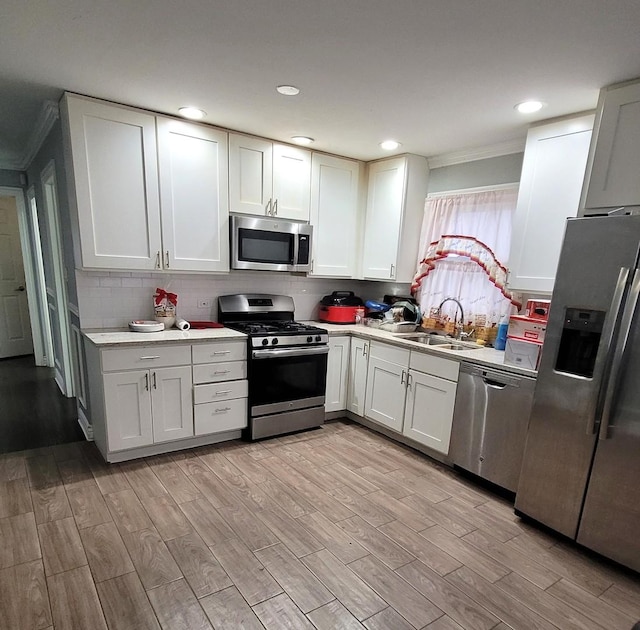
515, 213, 640, 573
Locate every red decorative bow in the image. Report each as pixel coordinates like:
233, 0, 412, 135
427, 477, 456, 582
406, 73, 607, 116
154, 288, 178, 306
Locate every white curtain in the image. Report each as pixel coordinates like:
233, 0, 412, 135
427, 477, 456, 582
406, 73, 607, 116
413, 186, 519, 328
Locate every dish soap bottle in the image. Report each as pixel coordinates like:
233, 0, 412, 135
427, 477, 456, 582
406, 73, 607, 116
494, 313, 509, 351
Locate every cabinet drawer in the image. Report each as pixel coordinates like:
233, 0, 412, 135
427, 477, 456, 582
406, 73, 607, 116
195, 398, 248, 435
409, 351, 459, 381
369, 341, 410, 366
194, 379, 248, 404
192, 341, 247, 364
102, 345, 191, 372
193, 361, 247, 384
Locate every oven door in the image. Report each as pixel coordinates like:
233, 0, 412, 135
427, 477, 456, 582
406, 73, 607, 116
249, 345, 329, 416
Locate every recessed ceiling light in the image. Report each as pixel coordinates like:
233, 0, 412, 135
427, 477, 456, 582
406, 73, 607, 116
291, 136, 314, 145
515, 100, 544, 114
380, 140, 401, 151
178, 107, 206, 120
276, 85, 300, 96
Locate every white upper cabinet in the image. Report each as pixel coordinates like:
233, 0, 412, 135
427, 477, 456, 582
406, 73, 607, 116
63, 94, 162, 270
509, 114, 594, 293
229, 133, 311, 221
157, 118, 229, 272
310, 153, 361, 277
362, 154, 429, 282
62, 94, 230, 273
581, 80, 640, 212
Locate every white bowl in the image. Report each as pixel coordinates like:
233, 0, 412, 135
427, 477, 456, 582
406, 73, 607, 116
129, 320, 164, 333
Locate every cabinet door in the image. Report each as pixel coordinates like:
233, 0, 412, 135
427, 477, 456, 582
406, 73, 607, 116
151, 365, 193, 443
325, 336, 350, 412
104, 370, 153, 451
64, 95, 162, 270
364, 355, 407, 432
347, 338, 369, 416
403, 370, 457, 455
272, 144, 311, 221
509, 115, 593, 293
584, 81, 640, 210
157, 118, 229, 272
310, 154, 360, 277
362, 157, 406, 280
229, 134, 273, 216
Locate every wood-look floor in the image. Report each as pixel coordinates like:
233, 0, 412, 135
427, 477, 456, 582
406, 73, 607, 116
1, 419, 639, 630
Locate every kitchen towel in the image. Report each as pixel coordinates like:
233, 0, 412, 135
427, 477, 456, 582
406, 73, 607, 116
175, 318, 191, 330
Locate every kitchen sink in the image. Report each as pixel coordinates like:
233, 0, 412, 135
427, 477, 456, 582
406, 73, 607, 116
394, 333, 484, 351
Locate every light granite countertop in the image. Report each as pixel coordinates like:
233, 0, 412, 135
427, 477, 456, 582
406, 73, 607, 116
313, 322, 537, 378
82, 327, 246, 347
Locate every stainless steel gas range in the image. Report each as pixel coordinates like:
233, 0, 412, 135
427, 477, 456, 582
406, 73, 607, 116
218, 294, 329, 440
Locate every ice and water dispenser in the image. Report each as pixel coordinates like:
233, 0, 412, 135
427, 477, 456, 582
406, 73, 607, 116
555, 308, 606, 378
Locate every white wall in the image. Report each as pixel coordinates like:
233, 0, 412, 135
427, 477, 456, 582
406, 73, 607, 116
76, 270, 410, 328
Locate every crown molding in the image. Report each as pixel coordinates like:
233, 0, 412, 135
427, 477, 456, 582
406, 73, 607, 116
6, 100, 60, 171
427, 138, 525, 169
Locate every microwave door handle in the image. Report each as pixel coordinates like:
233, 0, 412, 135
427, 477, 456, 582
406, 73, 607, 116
598, 269, 640, 440
292, 228, 300, 270
585, 266, 629, 435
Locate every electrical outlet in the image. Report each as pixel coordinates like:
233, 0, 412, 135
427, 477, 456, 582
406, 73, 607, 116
197, 299, 212, 309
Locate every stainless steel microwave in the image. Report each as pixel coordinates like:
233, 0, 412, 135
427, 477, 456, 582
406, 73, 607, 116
230, 215, 313, 272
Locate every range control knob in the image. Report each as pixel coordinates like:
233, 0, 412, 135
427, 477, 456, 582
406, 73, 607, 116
261, 338, 269, 346
307, 336, 313, 343
315, 335, 322, 342
272, 338, 279, 345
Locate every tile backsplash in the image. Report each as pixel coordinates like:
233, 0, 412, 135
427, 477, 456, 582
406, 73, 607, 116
76, 270, 411, 329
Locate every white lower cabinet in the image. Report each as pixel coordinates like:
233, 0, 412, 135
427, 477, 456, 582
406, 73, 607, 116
347, 337, 369, 416
325, 336, 350, 412
104, 364, 193, 451
359, 340, 459, 455
364, 342, 410, 432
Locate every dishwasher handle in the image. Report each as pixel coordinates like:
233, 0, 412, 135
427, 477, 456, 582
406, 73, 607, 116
483, 378, 508, 389
461, 362, 525, 388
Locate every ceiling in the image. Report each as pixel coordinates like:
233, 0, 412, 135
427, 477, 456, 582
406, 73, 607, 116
2, 0, 640, 170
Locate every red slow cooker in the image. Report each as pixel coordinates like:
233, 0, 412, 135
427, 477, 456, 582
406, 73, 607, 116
318, 291, 364, 324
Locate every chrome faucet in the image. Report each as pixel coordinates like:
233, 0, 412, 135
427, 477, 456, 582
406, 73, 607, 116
438, 297, 465, 340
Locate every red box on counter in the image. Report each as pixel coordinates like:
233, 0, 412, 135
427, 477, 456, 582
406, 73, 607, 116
525, 299, 551, 321
507, 315, 547, 343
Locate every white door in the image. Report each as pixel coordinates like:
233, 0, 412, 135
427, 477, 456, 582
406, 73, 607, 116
151, 365, 194, 443
310, 154, 360, 277
272, 144, 311, 221
104, 370, 154, 451
41, 163, 74, 397
325, 336, 350, 412
64, 94, 162, 269
347, 338, 369, 416
0, 195, 33, 358
228, 134, 273, 216
403, 369, 457, 455
364, 355, 407, 432
157, 118, 229, 272
362, 157, 406, 280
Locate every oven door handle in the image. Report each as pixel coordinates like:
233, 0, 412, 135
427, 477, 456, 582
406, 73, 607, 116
252, 345, 330, 359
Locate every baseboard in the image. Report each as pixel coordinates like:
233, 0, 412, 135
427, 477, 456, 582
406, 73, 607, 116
77, 408, 94, 441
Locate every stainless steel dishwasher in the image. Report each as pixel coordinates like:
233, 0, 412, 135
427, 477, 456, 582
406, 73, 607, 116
449, 362, 536, 492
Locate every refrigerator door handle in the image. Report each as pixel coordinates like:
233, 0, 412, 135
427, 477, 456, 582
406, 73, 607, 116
598, 268, 640, 440
585, 266, 630, 435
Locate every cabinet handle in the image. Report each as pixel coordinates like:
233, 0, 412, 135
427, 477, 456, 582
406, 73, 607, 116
144, 374, 149, 391
213, 407, 231, 414
310, 259, 314, 273
266, 199, 272, 216
390, 264, 395, 278
152, 372, 157, 389
212, 350, 231, 355
400, 370, 406, 385
214, 390, 232, 396
165, 251, 170, 268
362, 344, 367, 358
407, 373, 413, 389
155, 251, 161, 269
139, 355, 160, 360
214, 370, 230, 375
273, 199, 278, 216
